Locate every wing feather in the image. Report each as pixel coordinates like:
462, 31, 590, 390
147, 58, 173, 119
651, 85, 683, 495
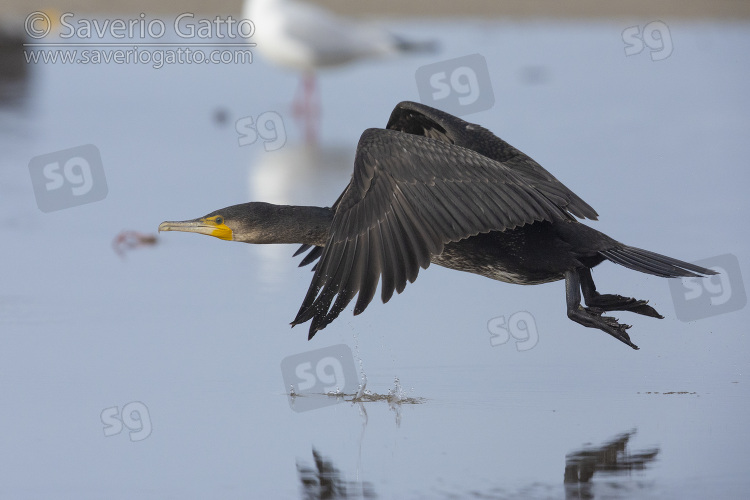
387, 101, 598, 221
294, 100, 596, 270
292, 128, 570, 337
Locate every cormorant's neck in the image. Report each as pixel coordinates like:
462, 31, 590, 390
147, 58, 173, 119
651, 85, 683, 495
234, 203, 334, 247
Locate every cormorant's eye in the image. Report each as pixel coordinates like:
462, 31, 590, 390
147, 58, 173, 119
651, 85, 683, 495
215, 216, 224, 225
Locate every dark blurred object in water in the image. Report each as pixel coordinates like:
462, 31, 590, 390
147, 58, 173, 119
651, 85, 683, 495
0, 25, 29, 108
213, 106, 230, 127
112, 230, 158, 258
297, 448, 376, 499
564, 429, 659, 499
520, 65, 551, 85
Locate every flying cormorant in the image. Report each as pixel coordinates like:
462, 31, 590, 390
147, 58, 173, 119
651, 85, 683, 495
159, 101, 716, 350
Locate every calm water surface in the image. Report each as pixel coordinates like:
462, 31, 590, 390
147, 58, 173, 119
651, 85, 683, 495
1, 18, 748, 499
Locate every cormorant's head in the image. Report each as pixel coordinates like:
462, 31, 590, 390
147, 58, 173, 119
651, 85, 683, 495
158, 202, 280, 243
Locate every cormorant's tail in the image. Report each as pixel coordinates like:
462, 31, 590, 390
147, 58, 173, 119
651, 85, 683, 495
600, 245, 717, 278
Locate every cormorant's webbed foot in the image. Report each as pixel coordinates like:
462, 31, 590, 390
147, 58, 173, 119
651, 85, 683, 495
585, 296, 662, 318
565, 269, 639, 350
579, 268, 664, 319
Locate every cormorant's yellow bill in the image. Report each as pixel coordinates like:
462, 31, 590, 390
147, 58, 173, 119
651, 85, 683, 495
158, 215, 233, 241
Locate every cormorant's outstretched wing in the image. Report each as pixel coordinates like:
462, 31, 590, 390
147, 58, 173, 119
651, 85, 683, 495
386, 101, 598, 221
293, 188, 348, 271
292, 128, 570, 338
293, 101, 598, 271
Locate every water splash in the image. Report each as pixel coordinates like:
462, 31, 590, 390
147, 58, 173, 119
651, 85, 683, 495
350, 322, 369, 400
350, 376, 424, 406
355, 371, 367, 400
387, 377, 405, 403
326, 386, 344, 397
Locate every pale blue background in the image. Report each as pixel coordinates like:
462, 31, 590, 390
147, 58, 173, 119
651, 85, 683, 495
1, 18, 749, 499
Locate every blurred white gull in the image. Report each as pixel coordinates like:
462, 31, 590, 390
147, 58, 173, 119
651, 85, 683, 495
242, 0, 436, 142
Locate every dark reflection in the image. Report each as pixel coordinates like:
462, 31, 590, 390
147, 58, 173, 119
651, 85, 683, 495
0, 27, 29, 109
297, 448, 376, 500
564, 429, 659, 499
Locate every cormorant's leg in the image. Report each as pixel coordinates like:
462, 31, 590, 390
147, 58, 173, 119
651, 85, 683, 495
579, 268, 663, 319
565, 269, 639, 350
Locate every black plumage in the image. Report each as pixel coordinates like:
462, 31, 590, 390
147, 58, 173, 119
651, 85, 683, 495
160, 101, 716, 350
290, 102, 714, 349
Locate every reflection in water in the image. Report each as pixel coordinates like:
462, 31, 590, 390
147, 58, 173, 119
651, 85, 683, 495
246, 144, 353, 286
564, 429, 659, 500
296, 428, 659, 500
247, 144, 353, 206
291, 377, 422, 497
297, 448, 376, 500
